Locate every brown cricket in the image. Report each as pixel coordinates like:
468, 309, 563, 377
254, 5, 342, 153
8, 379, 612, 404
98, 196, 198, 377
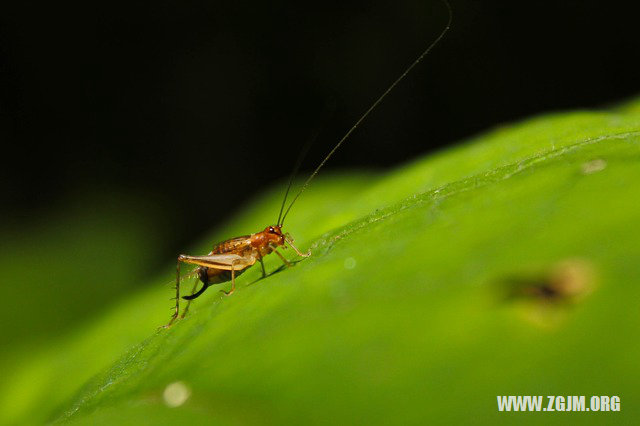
165, 0, 452, 327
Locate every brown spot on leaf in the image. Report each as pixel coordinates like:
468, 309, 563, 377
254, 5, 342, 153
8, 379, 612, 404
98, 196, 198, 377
506, 258, 595, 303
581, 158, 607, 175
502, 259, 596, 327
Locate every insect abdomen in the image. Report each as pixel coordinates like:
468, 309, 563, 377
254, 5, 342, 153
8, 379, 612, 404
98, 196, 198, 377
202, 266, 246, 284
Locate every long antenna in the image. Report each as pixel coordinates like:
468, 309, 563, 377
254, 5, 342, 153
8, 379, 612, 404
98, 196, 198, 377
276, 102, 336, 225
276, 138, 312, 225
279, 0, 452, 226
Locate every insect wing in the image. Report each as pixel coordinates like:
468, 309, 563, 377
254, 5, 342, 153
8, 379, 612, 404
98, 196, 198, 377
179, 253, 256, 270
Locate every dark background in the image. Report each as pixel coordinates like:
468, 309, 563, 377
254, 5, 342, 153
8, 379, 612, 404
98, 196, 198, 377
2, 0, 639, 264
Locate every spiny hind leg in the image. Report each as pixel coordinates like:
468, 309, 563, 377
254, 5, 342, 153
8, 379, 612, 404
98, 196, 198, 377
164, 255, 186, 328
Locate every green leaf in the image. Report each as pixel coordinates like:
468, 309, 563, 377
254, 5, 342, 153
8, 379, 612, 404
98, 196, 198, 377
2, 99, 640, 425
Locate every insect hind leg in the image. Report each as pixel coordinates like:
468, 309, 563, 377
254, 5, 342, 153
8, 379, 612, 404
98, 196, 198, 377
163, 254, 186, 328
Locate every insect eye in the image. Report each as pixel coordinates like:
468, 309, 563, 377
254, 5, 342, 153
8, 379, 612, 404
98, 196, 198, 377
269, 227, 274, 233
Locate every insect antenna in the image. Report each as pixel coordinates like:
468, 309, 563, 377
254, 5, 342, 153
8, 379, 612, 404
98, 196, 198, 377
276, 138, 313, 226
277, 103, 336, 226
279, 0, 452, 226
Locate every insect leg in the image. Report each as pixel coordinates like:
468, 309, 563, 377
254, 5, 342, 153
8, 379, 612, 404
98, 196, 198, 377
164, 255, 185, 328
221, 263, 237, 296
258, 253, 267, 278
273, 249, 292, 268
284, 236, 311, 258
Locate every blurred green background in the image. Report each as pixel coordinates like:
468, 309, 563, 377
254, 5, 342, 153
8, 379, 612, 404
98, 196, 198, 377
1, 97, 639, 424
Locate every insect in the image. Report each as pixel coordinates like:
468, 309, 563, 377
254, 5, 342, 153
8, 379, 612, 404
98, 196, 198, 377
165, 0, 452, 327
